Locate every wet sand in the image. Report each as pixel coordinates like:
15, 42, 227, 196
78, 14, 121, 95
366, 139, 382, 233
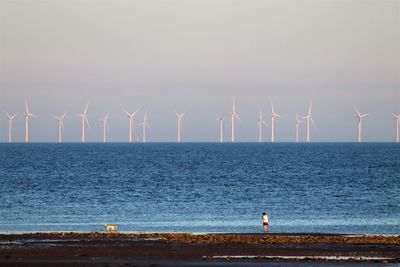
0, 232, 399, 266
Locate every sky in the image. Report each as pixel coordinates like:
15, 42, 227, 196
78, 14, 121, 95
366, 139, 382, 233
0, 0, 399, 142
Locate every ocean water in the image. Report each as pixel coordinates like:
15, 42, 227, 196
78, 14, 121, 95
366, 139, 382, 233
0, 143, 399, 234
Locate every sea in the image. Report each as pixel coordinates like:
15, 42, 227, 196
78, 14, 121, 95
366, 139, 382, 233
0, 143, 399, 234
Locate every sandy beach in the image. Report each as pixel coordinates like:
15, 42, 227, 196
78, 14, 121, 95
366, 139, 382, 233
0, 232, 399, 266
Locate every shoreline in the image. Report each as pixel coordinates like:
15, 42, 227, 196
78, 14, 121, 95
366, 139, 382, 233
2, 231, 400, 243
1, 232, 399, 266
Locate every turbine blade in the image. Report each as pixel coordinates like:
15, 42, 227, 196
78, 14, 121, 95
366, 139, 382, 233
311, 117, 316, 129
124, 109, 131, 117
85, 115, 91, 130
271, 100, 275, 114
355, 106, 361, 117
25, 98, 29, 113
297, 114, 303, 123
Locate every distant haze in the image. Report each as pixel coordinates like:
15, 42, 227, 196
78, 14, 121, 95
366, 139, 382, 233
0, 0, 399, 142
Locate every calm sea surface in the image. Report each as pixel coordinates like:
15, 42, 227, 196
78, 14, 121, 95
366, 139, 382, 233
0, 143, 399, 234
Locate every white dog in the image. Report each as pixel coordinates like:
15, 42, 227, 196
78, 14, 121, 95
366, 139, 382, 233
104, 224, 118, 232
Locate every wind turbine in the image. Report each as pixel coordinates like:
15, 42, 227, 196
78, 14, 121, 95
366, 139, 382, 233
24, 99, 37, 143
303, 102, 316, 143
231, 97, 239, 143
140, 111, 150, 143
176, 111, 185, 143
270, 101, 281, 143
392, 113, 400, 142
257, 109, 266, 143
53, 111, 67, 143
295, 113, 303, 143
77, 103, 90, 143
218, 113, 224, 143
355, 106, 369, 143
100, 113, 109, 143
6, 112, 18, 143
124, 108, 139, 143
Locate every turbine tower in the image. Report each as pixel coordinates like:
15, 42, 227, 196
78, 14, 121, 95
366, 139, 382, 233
257, 109, 266, 143
53, 112, 67, 143
6, 112, 18, 143
140, 111, 150, 143
176, 111, 185, 143
218, 113, 224, 143
355, 106, 369, 143
124, 108, 139, 143
100, 113, 109, 143
295, 113, 303, 143
77, 103, 90, 143
24, 99, 37, 143
303, 102, 315, 143
270, 101, 281, 143
393, 113, 400, 142
231, 97, 239, 143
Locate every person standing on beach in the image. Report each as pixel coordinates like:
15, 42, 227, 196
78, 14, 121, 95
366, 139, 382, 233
262, 212, 269, 233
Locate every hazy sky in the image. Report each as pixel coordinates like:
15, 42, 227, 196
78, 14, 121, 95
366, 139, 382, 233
0, 0, 399, 142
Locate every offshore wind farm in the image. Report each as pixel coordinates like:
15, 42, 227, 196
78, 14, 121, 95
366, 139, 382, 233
2, 98, 400, 143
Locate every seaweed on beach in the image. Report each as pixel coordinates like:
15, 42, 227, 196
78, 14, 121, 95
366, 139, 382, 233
1, 232, 399, 245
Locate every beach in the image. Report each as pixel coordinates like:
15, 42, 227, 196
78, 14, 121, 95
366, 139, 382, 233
0, 232, 399, 266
